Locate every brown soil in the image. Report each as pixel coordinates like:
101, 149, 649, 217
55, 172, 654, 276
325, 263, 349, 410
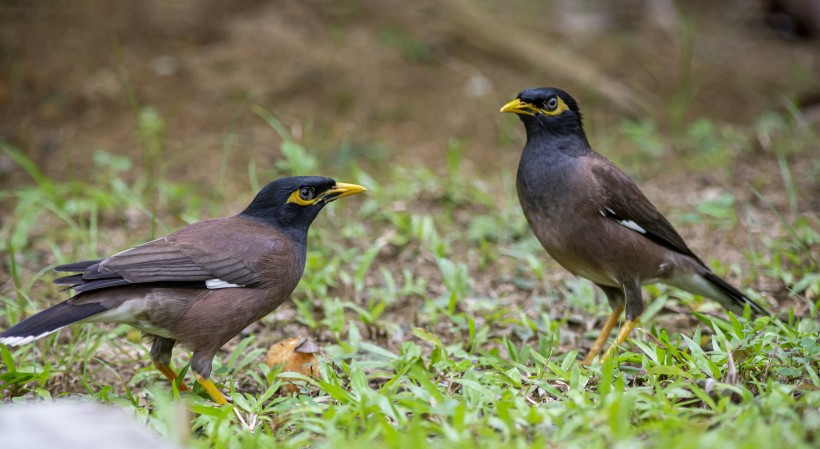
1, 0, 817, 190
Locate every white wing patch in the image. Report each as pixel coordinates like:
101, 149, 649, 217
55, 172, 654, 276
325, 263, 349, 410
605, 207, 646, 234
617, 218, 647, 234
206, 279, 244, 289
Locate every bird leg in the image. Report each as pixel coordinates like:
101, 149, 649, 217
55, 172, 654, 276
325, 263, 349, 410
191, 350, 228, 404
582, 304, 624, 365
153, 361, 191, 391
195, 374, 228, 405
600, 319, 638, 363
599, 280, 643, 363
150, 337, 190, 391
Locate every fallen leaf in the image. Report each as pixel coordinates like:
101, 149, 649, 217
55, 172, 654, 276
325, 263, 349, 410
265, 337, 320, 394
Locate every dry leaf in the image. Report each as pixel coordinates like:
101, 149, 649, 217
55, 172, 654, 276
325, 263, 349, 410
265, 337, 320, 394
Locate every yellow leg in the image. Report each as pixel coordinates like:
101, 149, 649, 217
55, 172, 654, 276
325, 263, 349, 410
195, 374, 228, 405
153, 361, 190, 391
600, 319, 639, 363
582, 305, 625, 365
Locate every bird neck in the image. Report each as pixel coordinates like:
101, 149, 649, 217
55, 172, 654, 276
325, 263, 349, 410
516, 136, 586, 220
238, 213, 311, 247
522, 114, 587, 140
523, 130, 592, 159
283, 226, 310, 247
517, 131, 589, 200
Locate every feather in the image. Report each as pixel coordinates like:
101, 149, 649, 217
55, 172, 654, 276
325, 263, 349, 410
50, 217, 285, 293
205, 279, 244, 289
590, 157, 705, 266
702, 272, 769, 316
0, 300, 107, 346
54, 259, 102, 272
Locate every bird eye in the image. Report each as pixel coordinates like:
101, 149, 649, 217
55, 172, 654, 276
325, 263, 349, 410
546, 98, 558, 111
299, 187, 315, 200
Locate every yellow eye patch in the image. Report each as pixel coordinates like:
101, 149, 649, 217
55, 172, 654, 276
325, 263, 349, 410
286, 189, 320, 206
500, 97, 569, 117
541, 96, 569, 116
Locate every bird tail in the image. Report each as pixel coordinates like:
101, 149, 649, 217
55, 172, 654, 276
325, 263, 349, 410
0, 300, 107, 346
701, 272, 770, 317
668, 271, 769, 317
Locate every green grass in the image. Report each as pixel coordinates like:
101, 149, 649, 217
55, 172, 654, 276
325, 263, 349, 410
0, 106, 818, 448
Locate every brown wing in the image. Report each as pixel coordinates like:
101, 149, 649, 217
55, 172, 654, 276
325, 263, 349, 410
55, 217, 289, 292
589, 155, 705, 266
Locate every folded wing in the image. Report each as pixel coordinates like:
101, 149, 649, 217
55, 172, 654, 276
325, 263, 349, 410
54, 217, 285, 292
590, 157, 704, 266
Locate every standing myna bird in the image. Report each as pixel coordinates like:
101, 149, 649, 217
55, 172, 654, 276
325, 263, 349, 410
501, 87, 769, 364
0, 176, 366, 403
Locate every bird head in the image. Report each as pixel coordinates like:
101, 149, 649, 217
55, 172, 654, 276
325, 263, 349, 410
500, 87, 584, 136
240, 176, 366, 232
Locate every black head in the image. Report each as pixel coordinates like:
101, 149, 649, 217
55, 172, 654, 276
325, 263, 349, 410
240, 176, 366, 238
500, 87, 584, 137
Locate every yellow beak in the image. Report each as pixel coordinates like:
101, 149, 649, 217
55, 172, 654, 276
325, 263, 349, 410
323, 182, 367, 202
500, 98, 537, 116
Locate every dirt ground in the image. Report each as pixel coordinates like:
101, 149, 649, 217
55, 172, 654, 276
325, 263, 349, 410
1, 0, 818, 189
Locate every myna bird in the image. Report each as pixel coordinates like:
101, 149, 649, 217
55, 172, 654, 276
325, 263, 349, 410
501, 87, 769, 364
0, 176, 366, 403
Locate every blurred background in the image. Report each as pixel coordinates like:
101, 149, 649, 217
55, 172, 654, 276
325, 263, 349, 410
0, 0, 817, 193
0, 1, 818, 420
